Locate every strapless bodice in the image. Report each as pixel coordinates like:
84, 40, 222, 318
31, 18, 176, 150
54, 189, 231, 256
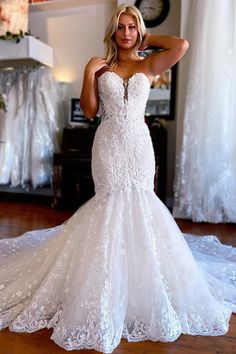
98, 71, 150, 125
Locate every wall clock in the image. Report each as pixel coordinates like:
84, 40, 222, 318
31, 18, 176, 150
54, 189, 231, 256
134, 0, 170, 27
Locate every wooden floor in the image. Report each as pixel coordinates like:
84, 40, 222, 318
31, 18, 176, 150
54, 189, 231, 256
0, 198, 236, 354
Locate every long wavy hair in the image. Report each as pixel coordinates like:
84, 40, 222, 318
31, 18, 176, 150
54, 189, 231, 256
104, 4, 146, 70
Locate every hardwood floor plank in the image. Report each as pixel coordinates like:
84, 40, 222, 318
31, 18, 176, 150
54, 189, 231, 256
176, 219, 236, 247
0, 200, 71, 239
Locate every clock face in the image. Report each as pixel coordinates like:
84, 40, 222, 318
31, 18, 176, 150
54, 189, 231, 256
135, 0, 170, 27
139, 0, 164, 21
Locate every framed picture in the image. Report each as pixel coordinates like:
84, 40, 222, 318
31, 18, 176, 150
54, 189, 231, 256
70, 98, 88, 126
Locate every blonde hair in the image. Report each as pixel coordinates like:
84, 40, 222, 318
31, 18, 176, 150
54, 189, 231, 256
104, 4, 146, 69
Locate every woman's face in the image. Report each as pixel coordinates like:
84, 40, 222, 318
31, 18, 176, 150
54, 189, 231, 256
114, 14, 138, 50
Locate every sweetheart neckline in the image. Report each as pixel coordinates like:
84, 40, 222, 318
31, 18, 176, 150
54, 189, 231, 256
99, 71, 151, 86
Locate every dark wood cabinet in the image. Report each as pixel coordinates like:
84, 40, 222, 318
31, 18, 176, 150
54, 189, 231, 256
52, 121, 167, 209
148, 119, 167, 202
52, 127, 96, 208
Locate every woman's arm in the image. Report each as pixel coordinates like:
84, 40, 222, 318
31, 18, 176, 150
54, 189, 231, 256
140, 34, 189, 77
80, 57, 108, 119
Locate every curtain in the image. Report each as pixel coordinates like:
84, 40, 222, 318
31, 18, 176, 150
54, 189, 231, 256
173, 0, 236, 223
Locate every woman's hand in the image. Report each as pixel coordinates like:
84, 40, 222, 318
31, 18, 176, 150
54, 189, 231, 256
85, 57, 109, 76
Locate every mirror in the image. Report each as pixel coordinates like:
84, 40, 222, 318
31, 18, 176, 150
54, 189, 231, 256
139, 47, 177, 120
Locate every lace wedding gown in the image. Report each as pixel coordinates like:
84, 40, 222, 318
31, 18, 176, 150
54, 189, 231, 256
0, 71, 236, 353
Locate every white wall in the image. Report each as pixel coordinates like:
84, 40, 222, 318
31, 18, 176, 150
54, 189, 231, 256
29, 0, 182, 203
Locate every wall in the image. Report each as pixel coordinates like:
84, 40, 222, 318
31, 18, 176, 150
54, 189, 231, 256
29, 0, 182, 204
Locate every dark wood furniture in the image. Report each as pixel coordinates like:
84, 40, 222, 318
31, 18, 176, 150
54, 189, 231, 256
148, 118, 167, 202
52, 127, 96, 208
52, 121, 167, 209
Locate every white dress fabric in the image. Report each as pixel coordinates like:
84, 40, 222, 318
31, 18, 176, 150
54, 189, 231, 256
0, 71, 236, 353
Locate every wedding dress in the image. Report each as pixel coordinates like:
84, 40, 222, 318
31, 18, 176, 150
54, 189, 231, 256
0, 71, 236, 354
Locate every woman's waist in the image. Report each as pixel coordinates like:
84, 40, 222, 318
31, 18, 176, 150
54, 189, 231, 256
99, 115, 147, 127
94, 121, 152, 148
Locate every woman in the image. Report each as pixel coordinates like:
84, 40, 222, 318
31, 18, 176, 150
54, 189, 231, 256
0, 4, 236, 354
80, 6, 188, 118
